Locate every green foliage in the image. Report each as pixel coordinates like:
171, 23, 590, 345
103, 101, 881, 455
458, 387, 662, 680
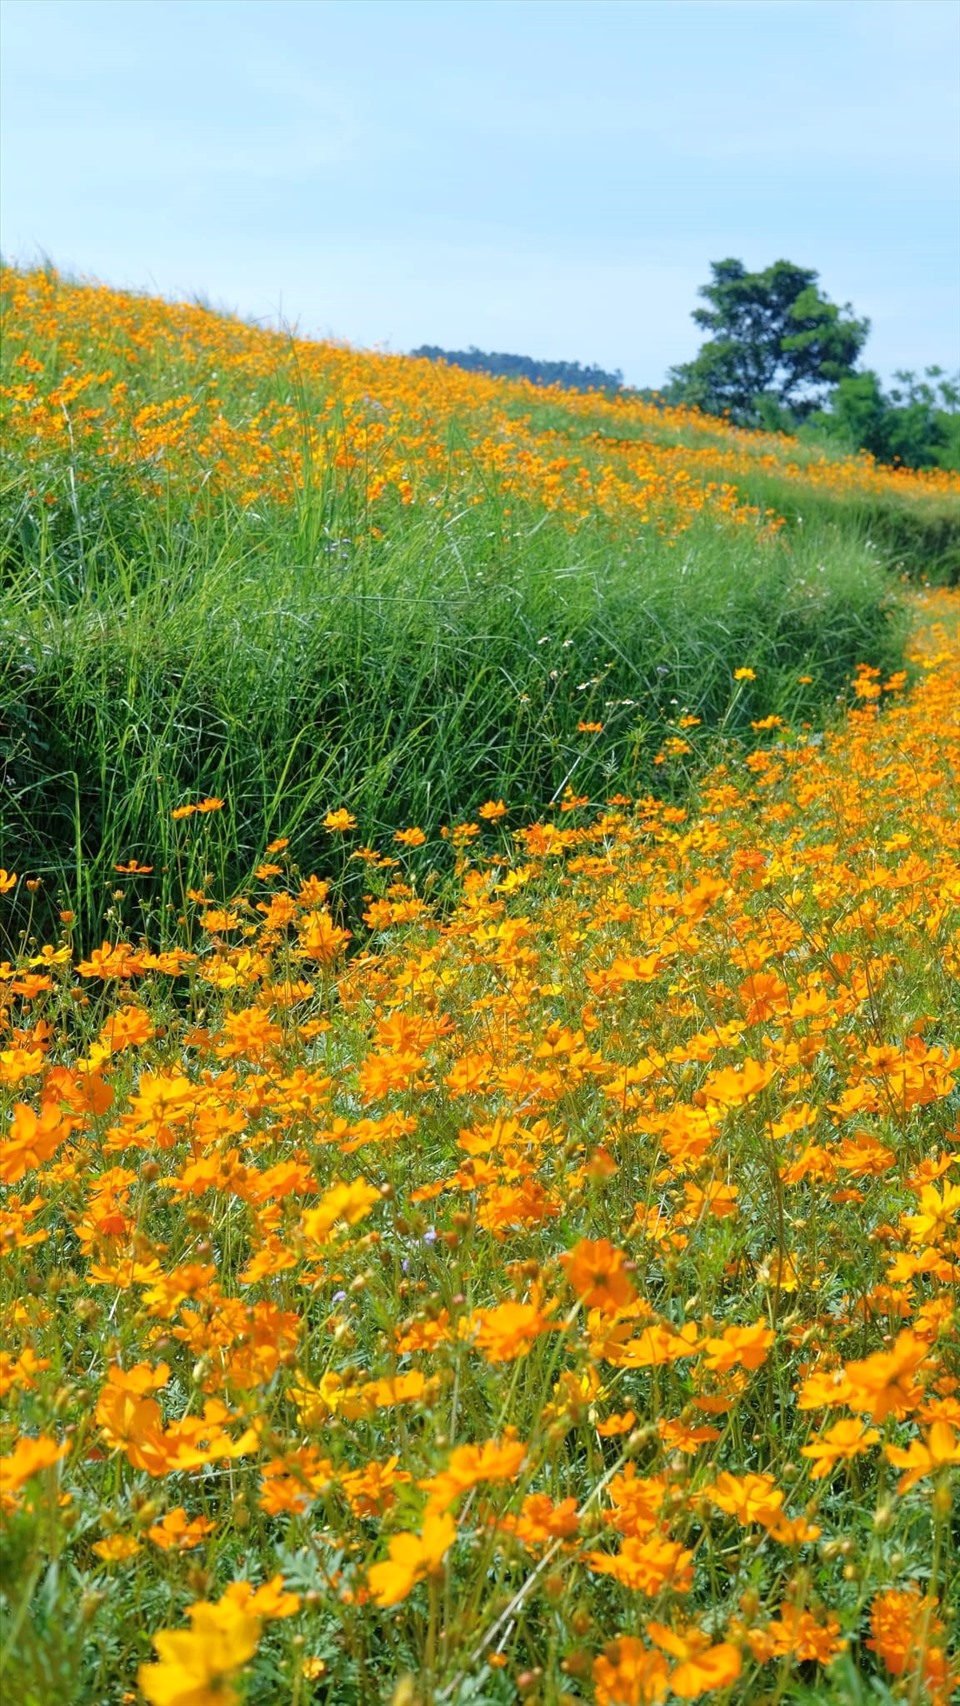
667, 259, 870, 425
411, 345, 624, 393
809, 366, 960, 471
0, 459, 904, 945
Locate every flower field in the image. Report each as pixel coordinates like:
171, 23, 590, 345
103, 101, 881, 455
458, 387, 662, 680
2, 572, 959, 1702
3, 267, 957, 530
5, 268, 959, 947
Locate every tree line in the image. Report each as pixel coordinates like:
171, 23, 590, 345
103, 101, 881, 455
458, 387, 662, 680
413, 261, 959, 471
411, 344, 624, 393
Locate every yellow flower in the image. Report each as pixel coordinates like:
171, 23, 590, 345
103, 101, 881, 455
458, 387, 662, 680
93, 1533, 142, 1563
368, 1511, 456, 1607
800, 1417, 880, 1479
139, 1599, 261, 1706
301, 1177, 380, 1243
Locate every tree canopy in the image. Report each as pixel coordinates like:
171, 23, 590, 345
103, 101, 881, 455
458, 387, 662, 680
667, 259, 870, 425
810, 366, 960, 471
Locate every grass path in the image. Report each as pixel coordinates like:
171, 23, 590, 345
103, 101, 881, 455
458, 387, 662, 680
1, 591, 958, 1705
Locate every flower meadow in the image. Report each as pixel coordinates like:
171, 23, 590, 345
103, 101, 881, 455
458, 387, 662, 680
2, 577, 959, 1703
5, 266, 959, 948
3, 266, 957, 531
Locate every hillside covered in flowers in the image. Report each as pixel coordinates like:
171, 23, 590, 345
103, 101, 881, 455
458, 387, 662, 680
2, 588, 959, 1701
1, 268, 959, 1704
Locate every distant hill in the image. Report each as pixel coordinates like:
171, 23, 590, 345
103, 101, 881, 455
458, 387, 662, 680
411, 343, 624, 393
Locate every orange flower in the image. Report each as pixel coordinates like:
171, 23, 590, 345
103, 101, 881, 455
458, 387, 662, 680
561, 1238, 637, 1314
469, 1299, 556, 1362
139, 1596, 261, 1706
842, 1329, 930, 1420
0, 1433, 68, 1509
593, 1638, 669, 1704
884, 1422, 960, 1493
93, 1533, 142, 1563
586, 1534, 694, 1595
222, 1577, 300, 1620
647, 1622, 742, 1697
800, 1417, 879, 1478
704, 1471, 783, 1527
903, 1181, 960, 1246
867, 1585, 946, 1678
340, 1456, 411, 1518
300, 1177, 380, 1243
367, 1511, 456, 1607
1, 1101, 75, 1184
419, 1433, 526, 1514
323, 808, 357, 832
499, 1492, 580, 1547
701, 1319, 774, 1374
148, 1507, 217, 1551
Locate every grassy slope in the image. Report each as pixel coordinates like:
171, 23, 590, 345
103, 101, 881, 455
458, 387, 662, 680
1, 593, 957, 1705
1, 268, 956, 940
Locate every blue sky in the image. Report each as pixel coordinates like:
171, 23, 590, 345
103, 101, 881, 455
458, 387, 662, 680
1, 0, 958, 387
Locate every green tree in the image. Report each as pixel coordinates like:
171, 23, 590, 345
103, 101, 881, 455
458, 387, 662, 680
667, 259, 870, 425
812, 366, 960, 470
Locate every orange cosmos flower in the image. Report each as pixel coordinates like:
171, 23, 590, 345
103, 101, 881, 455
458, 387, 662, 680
608, 1320, 701, 1370
903, 1181, 960, 1246
0, 1433, 68, 1509
499, 1492, 580, 1547
148, 1507, 217, 1551
469, 1299, 556, 1362
704, 1471, 783, 1527
560, 1237, 637, 1314
222, 1577, 300, 1620
701, 1320, 775, 1373
339, 1456, 411, 1519
296, 909, 351, 963
139, 1597, 261, 1706
646, 1622, 741, 1697
367, 1511, 456, 1607
419, 1433, 526, 1514
867, 1585, 946, 1678
323, 808, 357, 832
1, 1101, 75, 1185
841, 1329, 930, 1420
300, 1177, 380, 1243
884, 1421, 960, 1493
92, 1533, 142, 1563
586, 1534, 695, 1594
800, 1417, 879, 1478
593, 1638, 669, 1704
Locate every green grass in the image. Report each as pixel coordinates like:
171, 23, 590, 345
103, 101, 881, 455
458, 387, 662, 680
1, 455, 905, 945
